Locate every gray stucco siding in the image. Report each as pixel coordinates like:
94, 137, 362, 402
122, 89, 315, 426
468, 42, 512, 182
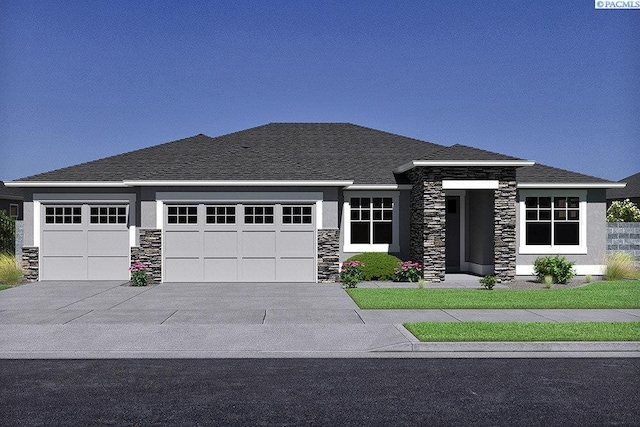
516, 189, 607, 272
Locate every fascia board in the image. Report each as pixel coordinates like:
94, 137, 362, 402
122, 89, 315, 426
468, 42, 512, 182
517, 183, 626, 189
344, 184, 413, 190
4, 181, 127, 187
123, 180, 354, 187
394, 160, 536, 174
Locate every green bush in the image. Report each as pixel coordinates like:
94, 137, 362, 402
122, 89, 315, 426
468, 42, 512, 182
607, 199, 640, 222
345, 252, 402, 281
0, 252, 23, 285
533, 255, 575, 284
479, 275, 496, 290
605, 251, 637, 280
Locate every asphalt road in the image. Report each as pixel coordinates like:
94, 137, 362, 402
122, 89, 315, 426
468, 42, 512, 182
1, 358, 638, 426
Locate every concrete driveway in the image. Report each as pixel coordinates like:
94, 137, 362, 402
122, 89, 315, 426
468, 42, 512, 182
0, 281, 638, 358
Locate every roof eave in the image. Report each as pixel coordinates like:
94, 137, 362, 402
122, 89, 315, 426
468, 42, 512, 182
4, 181, 127, 188
394, 160, 536, 174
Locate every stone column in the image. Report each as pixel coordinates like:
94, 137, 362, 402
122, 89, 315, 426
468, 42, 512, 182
423, 178, 446, 282
130, 229, 162, 284
21, 247, 39, 281
317, 229, 340, 282
494, 175, 517, 282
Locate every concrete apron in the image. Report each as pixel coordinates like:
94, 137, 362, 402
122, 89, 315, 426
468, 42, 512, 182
0, 281, 638, 358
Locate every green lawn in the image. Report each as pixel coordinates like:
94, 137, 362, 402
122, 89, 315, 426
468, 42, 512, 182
0, 285, 11, 291
404, 321, 640, 342
347, 280, 640, 309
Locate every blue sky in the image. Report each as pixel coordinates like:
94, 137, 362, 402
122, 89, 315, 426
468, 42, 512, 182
1, 0, 638, 182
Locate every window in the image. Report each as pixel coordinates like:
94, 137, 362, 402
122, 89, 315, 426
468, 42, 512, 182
244, 206, 274, 224
206, 206, 235, 224
45, 206, 82, 224
90, 206, 127, 224
350, 197, 393, 245
167, 205, 198, 224
9, 204, 18, 219
283, 206, 312, 224
520, 191, 586, 254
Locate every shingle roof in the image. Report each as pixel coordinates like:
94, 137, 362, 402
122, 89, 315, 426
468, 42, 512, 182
607, 172, 640, 200
0, 181, 24, 200
11, 122, 617, 186
515, 163, 612, 184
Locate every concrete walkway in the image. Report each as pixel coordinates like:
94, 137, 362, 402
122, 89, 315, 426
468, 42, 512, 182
0, 281, 638, 358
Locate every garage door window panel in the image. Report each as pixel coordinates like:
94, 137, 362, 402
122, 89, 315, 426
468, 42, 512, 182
282, 206, 312, 224
206, 206, 235, 224
90, 206, 127, 224
245, 206, 274, 224
168, 206, 198, 224
45, 206, 82, 224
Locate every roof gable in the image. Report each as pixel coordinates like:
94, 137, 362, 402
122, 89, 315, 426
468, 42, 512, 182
607, 172, 640, 199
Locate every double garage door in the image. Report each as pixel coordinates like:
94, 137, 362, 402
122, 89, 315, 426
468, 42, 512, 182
40, 204, 130, 280
163, 203, 316, 282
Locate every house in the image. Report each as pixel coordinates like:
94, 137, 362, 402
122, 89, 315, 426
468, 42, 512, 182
0, 181, 23, 220
607, 172, 640, 207
5, 123, 625, 283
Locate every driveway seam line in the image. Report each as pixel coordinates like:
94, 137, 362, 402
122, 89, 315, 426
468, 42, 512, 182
614, 309, 640, 319
63, 310, 94, 324
441, 309, 463, 322
56, 282, 131, 309
262, 310, 267, 324
354, 310, 366, 324
525, 309, 560, 322
106, 286, 158, 309
161, 310, 179, 324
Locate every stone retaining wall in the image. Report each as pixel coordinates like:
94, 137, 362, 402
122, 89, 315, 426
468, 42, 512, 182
607, 222, 640, 260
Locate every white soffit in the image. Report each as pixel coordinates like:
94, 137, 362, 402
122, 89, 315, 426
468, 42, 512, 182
4, 181, 127, 187
442, 180, 499, 190
122, 180, 354, 187
394, 160, 535, 174
344, 184, 412, 190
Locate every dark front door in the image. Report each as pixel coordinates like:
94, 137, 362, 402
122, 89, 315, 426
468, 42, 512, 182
445, 196, 460, 273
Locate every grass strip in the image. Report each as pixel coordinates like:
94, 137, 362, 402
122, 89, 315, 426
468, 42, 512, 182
0, 285, 11, 291
404, 321, 640, 342
347, 280, 640, 309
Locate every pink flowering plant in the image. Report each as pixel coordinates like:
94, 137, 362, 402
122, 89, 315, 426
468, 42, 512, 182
340, 260, 365, 288
394, 261, 422, 282
128, 261, 148, 286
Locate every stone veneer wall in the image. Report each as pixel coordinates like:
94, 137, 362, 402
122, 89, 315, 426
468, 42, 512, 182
317, 229, 340, 282
130, 229, 162, 284
607, 222, 640, 264
21, 247, 39, 281
408, 166, 517, 283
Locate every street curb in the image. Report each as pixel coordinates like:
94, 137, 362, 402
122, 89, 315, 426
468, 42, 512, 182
371, 325, 640, 353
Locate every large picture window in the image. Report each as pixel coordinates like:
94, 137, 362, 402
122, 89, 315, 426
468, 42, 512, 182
349, 196, 393, 245
520, 191, 586, 254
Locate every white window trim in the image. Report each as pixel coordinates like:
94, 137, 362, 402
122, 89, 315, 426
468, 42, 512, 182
518, 190, 587, 255
343, 191, 400, 253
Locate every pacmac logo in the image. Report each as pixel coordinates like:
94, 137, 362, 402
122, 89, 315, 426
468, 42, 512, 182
595, 0, 640, 8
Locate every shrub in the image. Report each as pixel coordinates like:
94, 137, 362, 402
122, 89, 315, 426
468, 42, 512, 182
607, 199, 640, 222
533, 255, 575, 284
605, 251, 637, 280
345, 253, 402, 281
394, 261, 422, 282
0, 252, 23, 285
479, 275, 496, 290
129, 261, 148, 286
340, 260, 365, 288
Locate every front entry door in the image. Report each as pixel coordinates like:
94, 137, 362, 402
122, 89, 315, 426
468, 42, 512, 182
445, 196, 460, 273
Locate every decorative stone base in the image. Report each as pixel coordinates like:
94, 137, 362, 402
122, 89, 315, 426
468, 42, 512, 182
317, 229, 340, 282
130, 229, 162, 284
21, 247, 39, 281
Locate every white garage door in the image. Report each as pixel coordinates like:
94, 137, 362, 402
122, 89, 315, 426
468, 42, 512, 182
163, 204, 316, 282
40, 205, 130, 280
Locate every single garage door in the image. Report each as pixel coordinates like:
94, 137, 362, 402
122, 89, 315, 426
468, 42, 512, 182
40, 204, 130, 280
163, 204, 316, 282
